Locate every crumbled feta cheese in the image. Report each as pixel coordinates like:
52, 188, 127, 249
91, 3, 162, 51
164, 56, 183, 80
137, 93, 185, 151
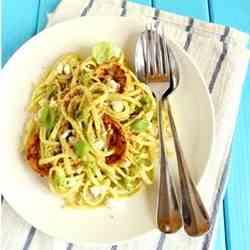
66, 178, 77, 188
75, 168, 83, 174
122, 159, 131, 168
63, 64, 71, 75
61, 130, 71, 139
57, 63, 63, 74
90, 185, 107, 198
49, 99, 57, 107
107, 80, 119, 91
94, 140, 105, 150
68, 136, 77, 144
111, 101, 124, 113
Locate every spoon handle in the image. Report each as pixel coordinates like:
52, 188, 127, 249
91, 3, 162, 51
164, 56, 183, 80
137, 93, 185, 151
166, 100, 210, 236
157, 100, 182, 233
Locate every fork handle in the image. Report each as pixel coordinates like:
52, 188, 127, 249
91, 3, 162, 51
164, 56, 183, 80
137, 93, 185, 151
157, 100, 182, 233
166, 100, 210, 236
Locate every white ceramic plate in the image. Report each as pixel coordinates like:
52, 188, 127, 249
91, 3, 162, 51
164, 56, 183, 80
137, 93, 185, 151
0, 17, 214, 246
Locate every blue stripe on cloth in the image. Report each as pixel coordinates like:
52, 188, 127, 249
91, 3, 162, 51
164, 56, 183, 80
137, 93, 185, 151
203, 26, 230, 245
201, 147, 232, 250
22, 226, 36, 250
156, 232, 166, 250
66, 242, 74, 250
185, 17, 194, 32
208, 27, 230, 92
81, 0, 95, 16
110, 245, 118, 250
184, 17, 194, 51
220, 26, 230, 42
120, 0, 127, 16
153, 8, 160, 19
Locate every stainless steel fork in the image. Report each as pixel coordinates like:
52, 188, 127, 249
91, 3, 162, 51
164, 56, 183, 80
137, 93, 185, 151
135, 22, 182, 233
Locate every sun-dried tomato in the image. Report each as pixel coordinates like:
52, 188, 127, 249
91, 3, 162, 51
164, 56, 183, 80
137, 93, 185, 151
102, 114, 127, 164
97, 64, 127, 93
26, 133, 51, 177
110, 64, 126, 93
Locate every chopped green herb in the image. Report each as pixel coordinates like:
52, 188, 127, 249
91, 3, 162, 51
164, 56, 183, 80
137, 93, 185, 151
140, 96, 152, 110
39, 105, 58, 131
74, 140, 90, 158
92, 42, 122, 64
53, 168, 66, 187
131, 119, 150, 133
39, 105, 49, 125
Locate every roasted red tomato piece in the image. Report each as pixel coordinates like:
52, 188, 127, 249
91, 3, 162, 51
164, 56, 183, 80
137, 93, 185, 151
102, 114, 127, 164
97, 64, 127, 93
26, 133, 51, 177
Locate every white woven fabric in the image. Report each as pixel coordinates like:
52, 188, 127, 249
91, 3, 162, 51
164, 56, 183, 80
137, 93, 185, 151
2, 0, 250, 250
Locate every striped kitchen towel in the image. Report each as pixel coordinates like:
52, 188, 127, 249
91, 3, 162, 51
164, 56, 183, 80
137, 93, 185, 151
2, 0, 250, 250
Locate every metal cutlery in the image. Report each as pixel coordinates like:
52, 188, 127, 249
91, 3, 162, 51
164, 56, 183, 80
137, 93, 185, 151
135, 22, 182, 234
135, 21, 210, 236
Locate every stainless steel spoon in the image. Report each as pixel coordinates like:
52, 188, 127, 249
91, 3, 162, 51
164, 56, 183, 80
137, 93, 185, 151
135, 21, 210, 236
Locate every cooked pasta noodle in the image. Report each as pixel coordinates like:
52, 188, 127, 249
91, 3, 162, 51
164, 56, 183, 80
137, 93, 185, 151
22, 42, 172, 207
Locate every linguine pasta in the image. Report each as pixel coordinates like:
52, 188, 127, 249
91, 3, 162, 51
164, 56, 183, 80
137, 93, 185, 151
22, 42, 171, 208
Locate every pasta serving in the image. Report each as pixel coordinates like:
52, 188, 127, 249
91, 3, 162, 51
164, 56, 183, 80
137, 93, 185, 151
22, 42, 165, 208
